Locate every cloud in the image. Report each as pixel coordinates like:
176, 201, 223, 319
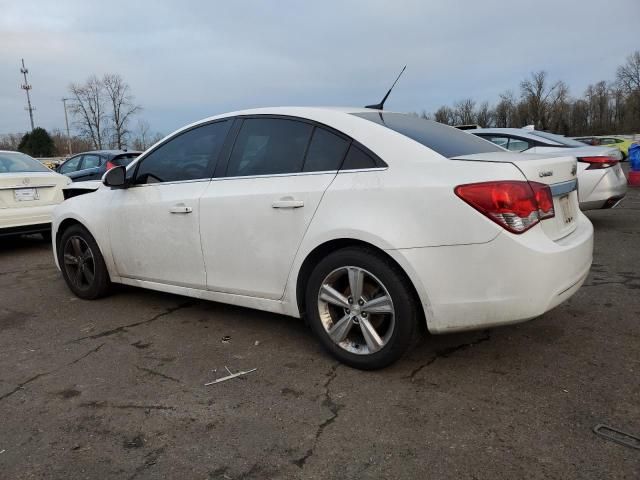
1, 0, 638, 135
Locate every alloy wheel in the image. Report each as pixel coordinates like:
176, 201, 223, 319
317, 266, 395, 355
63, 236, 96, 290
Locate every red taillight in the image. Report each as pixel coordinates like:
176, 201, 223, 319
577, 156, 617, 170
454, 181, 555, 234
530, 181, 555, 219
106, 161, 116, 171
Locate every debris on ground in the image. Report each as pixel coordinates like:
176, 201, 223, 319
593, 424, 640, 450
221, 336, 231, 344
205, 367, 257, 386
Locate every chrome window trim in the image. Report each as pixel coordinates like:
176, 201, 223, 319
549, 179, 577, 197
0, 184, 58, 190
127, 178, 211, 188
125, 166, 389, 186
211, 167, 388, 182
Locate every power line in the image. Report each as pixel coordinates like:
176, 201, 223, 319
20, 58, 36, 131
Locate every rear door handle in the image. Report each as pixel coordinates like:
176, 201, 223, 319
169, 204, 193, 214
272, 198, 304, 209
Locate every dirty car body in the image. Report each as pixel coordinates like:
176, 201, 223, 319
51, 107, 593, 369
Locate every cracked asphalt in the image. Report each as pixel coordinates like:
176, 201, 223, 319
1, 184, 639, 479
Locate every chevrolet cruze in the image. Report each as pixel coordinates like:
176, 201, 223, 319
52, 107, 593, 369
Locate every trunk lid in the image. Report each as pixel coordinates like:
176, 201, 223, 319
452, 152, 579, 240
0, 172, 69, 209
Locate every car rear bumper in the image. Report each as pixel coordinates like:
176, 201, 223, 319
579, 166, 627, 210
0, 204, 55, 232
389, 213, 593, 334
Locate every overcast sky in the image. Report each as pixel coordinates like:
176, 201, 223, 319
1, 0, 639, 136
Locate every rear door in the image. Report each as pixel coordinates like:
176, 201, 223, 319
200, 117, 349, 299
108, 120, 231, 288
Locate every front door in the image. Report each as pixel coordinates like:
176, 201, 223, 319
108, 120, 232, 288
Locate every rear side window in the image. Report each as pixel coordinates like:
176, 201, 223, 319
302, 127, 350, 172
341, 144, 378, 170
111, 154, 139, 167
351, 112, 503, 158
226, 118, 313, 177
135, 120, 231, 184
81, 154, 101, 169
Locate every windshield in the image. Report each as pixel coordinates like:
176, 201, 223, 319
529, 131, 586, 147
0, 151, 50, 173
351, 112, 503, 158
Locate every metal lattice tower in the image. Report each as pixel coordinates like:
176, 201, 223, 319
20, 58, 36, 131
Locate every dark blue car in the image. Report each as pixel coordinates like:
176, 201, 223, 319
57, 150, 141, 182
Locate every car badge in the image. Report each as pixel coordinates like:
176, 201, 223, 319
538, 170, 553, 178
571, 164, 577, 176
22, 178, 31, 185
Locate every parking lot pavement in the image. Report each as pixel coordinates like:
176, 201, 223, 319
1, 192, 639, 480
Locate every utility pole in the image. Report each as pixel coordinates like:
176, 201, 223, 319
20, 58, 35, 131
61, 98, 72, 155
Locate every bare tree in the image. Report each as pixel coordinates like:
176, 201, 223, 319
453, 98, 476, 125
68, 76, 107, 149
132, 119, 151, 150
475, 101, 493, 127
0, 133, 23, 150
616, 51, 640, 94
434, 106, 455, 125
520, 71, 567, 130
103, 74, 141, 149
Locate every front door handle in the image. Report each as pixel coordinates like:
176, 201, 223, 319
169, 204, 193, 214
272, 197, 304, 209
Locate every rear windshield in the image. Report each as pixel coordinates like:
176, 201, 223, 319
0, 151, 50, 173
529, 131, 586, 147
351, 112, 503, 158
111, 153, 140, 166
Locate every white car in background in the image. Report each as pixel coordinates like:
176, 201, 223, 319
52, 107, 593, 369
470, 128, 627, 210
0, 150, 70, 238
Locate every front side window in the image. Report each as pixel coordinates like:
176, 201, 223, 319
507, 138, 530, 152
226, 118, 313, 177
482, 136, 509, 148
59, 156, 82, 174
135, 120, 231, 184
81, 154, 101, 169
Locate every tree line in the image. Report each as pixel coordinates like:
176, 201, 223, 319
424, 51, 640, 136
3, 51, 639, 157
0, 73, 162, 156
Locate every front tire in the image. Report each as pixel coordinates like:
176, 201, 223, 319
305, 247, 419, 370
57, 224, 111, 299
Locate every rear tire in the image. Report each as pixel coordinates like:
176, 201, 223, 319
57, 224, 111, 299
305, 247, 419, 370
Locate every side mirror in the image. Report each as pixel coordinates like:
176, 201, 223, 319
102, 165, 127, 188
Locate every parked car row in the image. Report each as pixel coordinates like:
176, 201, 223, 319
4, 109, 631, 369
466, 127, 627, 210
56, 150, 141, 181
573, 135, 637, 159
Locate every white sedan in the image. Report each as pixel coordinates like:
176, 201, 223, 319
0, 150, 70, 238
470, 128, 627, 210
52, 107, 593, 369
